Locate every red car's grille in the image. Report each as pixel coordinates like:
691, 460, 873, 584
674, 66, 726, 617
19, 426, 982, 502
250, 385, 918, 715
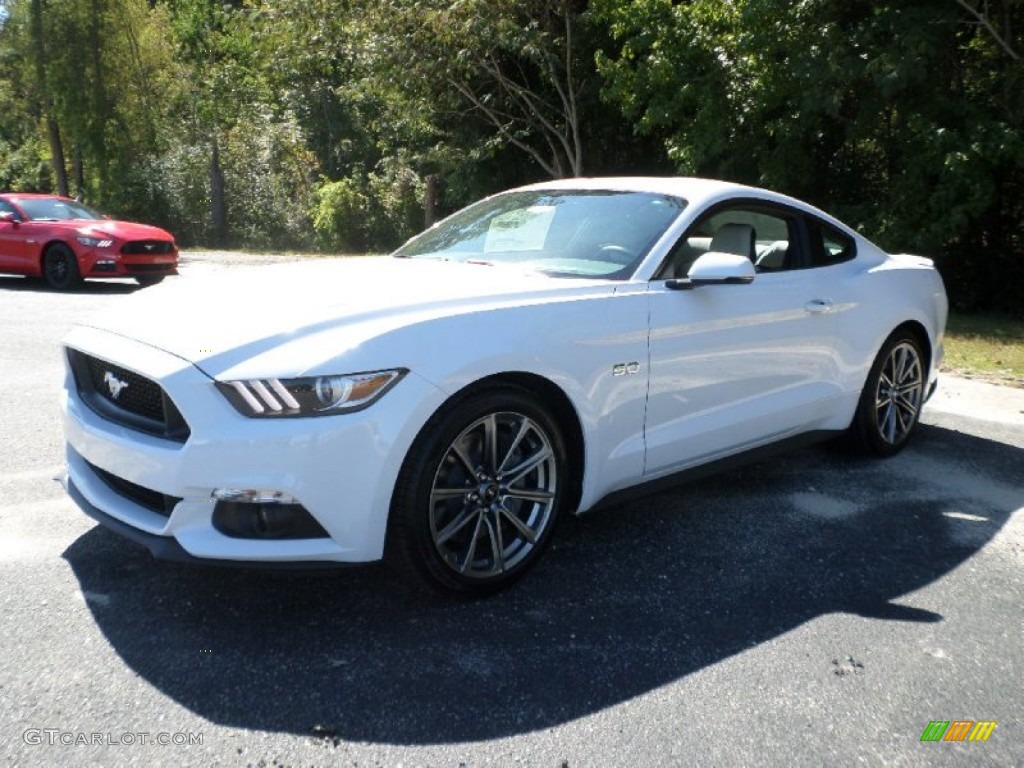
120, 240, 175, 255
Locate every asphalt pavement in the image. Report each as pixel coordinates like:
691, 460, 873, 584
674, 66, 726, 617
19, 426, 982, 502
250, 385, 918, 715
0, 256, 1021, 767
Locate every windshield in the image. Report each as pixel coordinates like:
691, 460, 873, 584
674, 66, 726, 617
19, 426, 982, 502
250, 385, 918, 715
18, 198, 104, 222
395, 190, 687, 279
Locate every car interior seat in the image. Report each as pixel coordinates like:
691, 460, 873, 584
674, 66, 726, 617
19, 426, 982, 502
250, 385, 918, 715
709, 223, 756, 262
755, 240, 789, 271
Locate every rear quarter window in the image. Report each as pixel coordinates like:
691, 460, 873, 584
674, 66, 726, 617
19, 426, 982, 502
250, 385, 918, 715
808, 220, 856, 267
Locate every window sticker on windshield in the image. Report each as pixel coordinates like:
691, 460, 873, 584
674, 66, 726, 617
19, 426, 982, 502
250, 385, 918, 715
484, 205, 555, 253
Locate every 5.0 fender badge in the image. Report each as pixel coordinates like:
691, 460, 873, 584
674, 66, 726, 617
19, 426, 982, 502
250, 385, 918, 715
612, 362, 641, 376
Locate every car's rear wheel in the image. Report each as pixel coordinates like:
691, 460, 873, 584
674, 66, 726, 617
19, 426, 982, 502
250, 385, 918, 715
42, 244, 82, 291
135, 275, 165, 287
850, 329, 926, 456
387, 387, 567, 596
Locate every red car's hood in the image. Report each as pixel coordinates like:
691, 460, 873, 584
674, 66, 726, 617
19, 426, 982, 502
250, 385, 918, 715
36, 218, 174, 242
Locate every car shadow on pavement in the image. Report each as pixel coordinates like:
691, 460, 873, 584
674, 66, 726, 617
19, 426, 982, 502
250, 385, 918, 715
63, 422, 1022, 745
0, 276, 140, 294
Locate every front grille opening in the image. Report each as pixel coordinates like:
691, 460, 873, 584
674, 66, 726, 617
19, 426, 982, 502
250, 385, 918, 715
121, 240, 174, 255
86, 460, 181, 517
85, 355, 163, 420
67, 348, 190, 443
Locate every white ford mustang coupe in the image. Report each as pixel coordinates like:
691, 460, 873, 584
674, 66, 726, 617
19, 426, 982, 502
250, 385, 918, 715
61, 177, 948, 595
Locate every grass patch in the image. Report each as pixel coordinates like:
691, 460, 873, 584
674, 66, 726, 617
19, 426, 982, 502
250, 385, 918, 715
942, 312, 1024, 386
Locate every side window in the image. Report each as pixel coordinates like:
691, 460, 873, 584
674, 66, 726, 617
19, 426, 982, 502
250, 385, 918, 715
807, 220, 856, 267
657, 205, 799, 279
0, 200, 20, 220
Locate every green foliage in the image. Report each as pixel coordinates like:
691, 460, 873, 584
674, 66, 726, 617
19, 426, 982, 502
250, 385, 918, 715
142, 108, 316, 249
944, 311, 1024, 383
594, 0, 1024, 313
366, 157, 426, 246
0, 134, 49, 191
0, 0, 1020, 313
312, 178, 372, 252
312, 158, 424, 253
221, 109, 317, 249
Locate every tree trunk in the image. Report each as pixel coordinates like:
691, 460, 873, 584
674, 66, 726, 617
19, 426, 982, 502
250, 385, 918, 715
424, 174, 439, 228
72, 146, 85, 200
30, 0, 69, 196
89, 0, 109, 194
210, 138, 227, 244
45, 115, 70, 197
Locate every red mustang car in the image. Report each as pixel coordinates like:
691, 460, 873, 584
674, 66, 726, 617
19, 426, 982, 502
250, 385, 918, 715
0, 193, 178, 290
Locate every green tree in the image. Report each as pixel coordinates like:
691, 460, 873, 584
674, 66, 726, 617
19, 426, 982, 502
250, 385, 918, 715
594, 0, 1024, 312
344, 0, 594, 182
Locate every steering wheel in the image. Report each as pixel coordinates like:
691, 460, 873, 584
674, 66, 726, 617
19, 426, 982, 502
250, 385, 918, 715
598, 244, 635, 263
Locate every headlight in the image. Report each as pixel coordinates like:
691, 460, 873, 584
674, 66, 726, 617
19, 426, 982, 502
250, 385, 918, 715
216, 369, 407, 417
76, 235, 115, 248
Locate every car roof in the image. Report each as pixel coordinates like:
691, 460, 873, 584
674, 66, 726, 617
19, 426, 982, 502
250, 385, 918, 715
0, 193, 72, 201
519, 176, 746, 199
518, 175, 816, 207
514, 176, 856, 235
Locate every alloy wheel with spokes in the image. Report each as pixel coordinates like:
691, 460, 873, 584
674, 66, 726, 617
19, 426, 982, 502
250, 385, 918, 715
874, 341, 924, 447
387, 387, 568, 596
851, 330, 927, 457
429, 411, 557, 579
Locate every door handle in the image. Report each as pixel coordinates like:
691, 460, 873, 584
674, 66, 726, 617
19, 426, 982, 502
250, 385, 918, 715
804, 298, 834, 314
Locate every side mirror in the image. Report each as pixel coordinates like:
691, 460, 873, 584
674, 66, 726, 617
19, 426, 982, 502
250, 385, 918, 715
667, 251, 755, 290
0, 211, 17, 225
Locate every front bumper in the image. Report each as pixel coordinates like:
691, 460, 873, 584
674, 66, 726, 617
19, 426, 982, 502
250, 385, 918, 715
62, 325, 446, 565
78, 246, 179, 278
65, 475, 346, 568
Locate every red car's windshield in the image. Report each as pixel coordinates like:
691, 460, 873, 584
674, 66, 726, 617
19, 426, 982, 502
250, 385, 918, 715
17, 198, 104, 222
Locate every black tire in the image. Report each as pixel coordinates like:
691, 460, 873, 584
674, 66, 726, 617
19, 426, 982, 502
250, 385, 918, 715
135, 275, 165, 287
386, 386, 569, 597
848, 329, 926, 457
42, 244, 83, 291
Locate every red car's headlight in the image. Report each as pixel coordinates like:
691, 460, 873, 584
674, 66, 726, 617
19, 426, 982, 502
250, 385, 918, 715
76, 235, 114, 248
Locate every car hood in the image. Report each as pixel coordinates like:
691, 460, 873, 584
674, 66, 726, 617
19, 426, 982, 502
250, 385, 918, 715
41, 218, 174, 242
78, 256, 611, 378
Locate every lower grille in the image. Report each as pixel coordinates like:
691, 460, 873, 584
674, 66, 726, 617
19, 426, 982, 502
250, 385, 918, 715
67, 348, 190, 443
121, 240, 174, 255
126, 263, 176, 273
86, 460, 180, 517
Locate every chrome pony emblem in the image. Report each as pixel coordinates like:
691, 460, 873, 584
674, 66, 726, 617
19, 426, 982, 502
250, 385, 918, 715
103, 371, 130, 400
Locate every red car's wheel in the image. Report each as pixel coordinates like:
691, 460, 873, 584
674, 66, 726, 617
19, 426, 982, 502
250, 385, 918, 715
42, 244, 83, 291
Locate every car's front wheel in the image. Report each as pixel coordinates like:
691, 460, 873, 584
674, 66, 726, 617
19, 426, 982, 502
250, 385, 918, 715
850, 329, 926, 457
387, 386, 568, 596
42, 244, 83, 291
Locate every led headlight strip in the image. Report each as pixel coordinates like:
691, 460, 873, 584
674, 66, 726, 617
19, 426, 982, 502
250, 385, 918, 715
217, 369, 406, 417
